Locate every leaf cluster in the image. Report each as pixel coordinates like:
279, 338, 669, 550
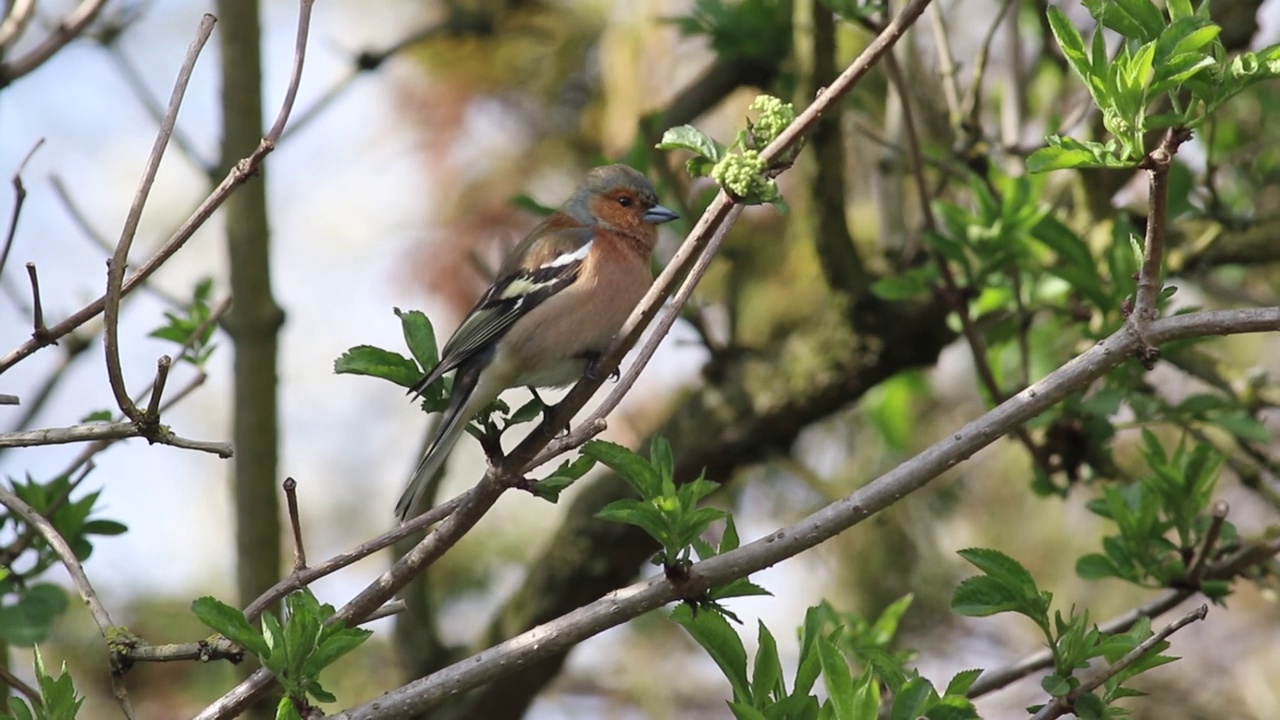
1031, 0, 1280, 171
0, 475, 127, 646
678, 596, 979, 720
0, 647, 84, 720
191, 590, 371, 720
148, 277, 219, 366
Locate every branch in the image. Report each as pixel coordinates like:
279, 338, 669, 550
326, 306, 1277, 713
1030, 605, 1209, 720
0, 137, 43, 278
969, 532, 1280, 698
1130, 126, 1194, 366
0, 0, 109, 86
0, 0, 314, 374
0, 420, 232, 456
104, 14, 217, 422
0, 485, 137, 719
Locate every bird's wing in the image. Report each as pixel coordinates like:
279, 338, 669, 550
408, 225, 595, 398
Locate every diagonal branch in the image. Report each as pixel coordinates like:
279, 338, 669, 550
104, 14, 217, 422
0, 0, 109, 86
0, 1, 315, 374
1030, 605, 1209, 720
332, 308, 1280, 718
0, 485, 136, 719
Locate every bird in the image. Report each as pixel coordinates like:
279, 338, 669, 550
395, 164, 679, 522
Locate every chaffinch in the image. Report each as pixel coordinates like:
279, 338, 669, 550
396, 164, 679, 522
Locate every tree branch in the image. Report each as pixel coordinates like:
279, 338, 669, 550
104, 14, 216, 422
0, 0, 109, 86
1030, 605, 1208, 720
328, 303, 1276, 716
0, 485, 137, 719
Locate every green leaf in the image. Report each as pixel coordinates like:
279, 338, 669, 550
944, 669, 984, 698
305, 627, 372, 676
532, 454, 597, 502
870, 272, 931, 301
1047, 7, 1092, 86
1075, 553, 1121, 580
673, 604, 751, 704
275, 697, 303, 720
794, 606, 825, 697
752, 621, 784, 703
0, 585, 69, 646
191, 596, 271, 659
394, 308, 438, 373
818, 637, 857, 720
82, 519, 128, 536
1041, 673, 1072, 697
333, 345, 422, 389
583, 440, 661, 497
1073, 691, 1107, 719
956, 548, 1038, 596
950, 577, 1026, 617
656, 125, 727, 166
1212, 410, 1271, 443
79, 410, 112, 423
870, 594, 913, 647
889, 677, 935, 720
1167, 0, 1193, 20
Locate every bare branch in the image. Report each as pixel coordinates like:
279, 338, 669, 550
0, 137, 43, 278
1130, 126, 1194, 366
24, 262, 46, 339
0, 0, 313, 375
0, 0, 109, 85
0, 0, 38, 51
145, 356, 172, 420
241, 490, 467, 622
104, 14, 218, 422
330, 308, 1278, 718
0, 484, 137, 719
1030, 605, 1209, 720
0, 394, 17, 405
0, 664, 41, 712
284, 477, 307, 573
0, 420, 232, 456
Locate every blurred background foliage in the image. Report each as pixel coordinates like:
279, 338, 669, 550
3, 0, 1280, 718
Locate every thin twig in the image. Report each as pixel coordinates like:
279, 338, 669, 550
0, 420, 231, 455
25, 262, 46, 338
1187, 501, 1229, 585
104, 14, 217, 422
1130, 126, 1194, 367
0, 394, 17, 405
969, 534, 1280, 698
0, 485, 137, 719
0, 0, 38, 50
0, 0, 109, 85
0, 137, 43, 278
0, 0, 309, 374
1030, 605, 1209, 720
242, 490, 468, 622
145, 356, 172, 420
881, 47, 1046, 468
0, 664, 41, 712
121, 599, 405, 665
330, 309, 1280, 718
927, 1, 963, 125
283, 477, 307, 573
961, 0, 1018, 129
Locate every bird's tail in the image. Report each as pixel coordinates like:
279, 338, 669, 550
395, 364, 484, 523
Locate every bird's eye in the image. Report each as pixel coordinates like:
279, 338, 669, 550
617, 196, 633, 207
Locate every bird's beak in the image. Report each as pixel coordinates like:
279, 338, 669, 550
642, 204, 679, 225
